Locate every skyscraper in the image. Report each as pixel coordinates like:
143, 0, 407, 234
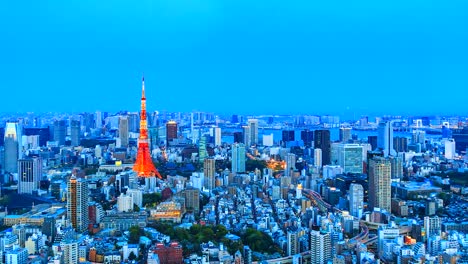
368, 157, 391, 212
314, 130, 331, 165
184, 187, 200, 214
282, 130, 295, 143
301, 130, 314, 147
166, 121, 178, 145
214, 127, 222, 146
247, 119, 258, 146
368, 136, 378, 151
310, 230, 332, 264
242, 126, 251, 147
4, 122, 19, 174
53, 120, 67, 146
67, 176, 89, 232
232, 143, 246, 173
233, 132, 243, 144
119, 116, 129, 148
18, 157, 42, 194
285, 153, 296, 176
349, 183, 364, 218
203, 158, 216, 191
339, 127, 352, 143
133, 77, 161, 179
314, 148, 322, 168
336, 144, 363, 174
424, 216, 441, 240
377, 121, 395, 157
70, 120, 81, 146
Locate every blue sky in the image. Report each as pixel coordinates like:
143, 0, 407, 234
0, 0, 467, 116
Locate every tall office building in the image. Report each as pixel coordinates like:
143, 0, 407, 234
349, 184, 364, 218
393, 137, 408, 153
233, 132, 243, 144
184, 187, 200, 214
53, 120, 67, 146
166, 121, 178, 144
377, 121, 395, 157
67, 176, 89, 233
314, 130, 331, 165
247, 119, 259, 146
287, 228, 300, 256
285, 153, 296, 176
368, 157, 391, 212
18, 157, 42, 194
301, 130, 314, 147
4, 122, 20, 174
203, 158, 216, 191
368, 136, 378, 151
310, 230, 332, 264
337, 144, 363, 174
282, 130, 295, 143
377, 225, 400, 260
70, 120, 81, 146
119, 116, 129, 148
232, 143, 246, 173
242, 126, 251, 147
339, 127, 352, 143
389, 156, 403, 181
214, 127, 222, 146
95, 111, 103, 129
314, 148, 322, 168
445, 139, 456, 159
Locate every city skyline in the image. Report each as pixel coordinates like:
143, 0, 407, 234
1, 0, 467, 115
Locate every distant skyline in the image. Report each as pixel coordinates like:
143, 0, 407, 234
1, 0, 467, 115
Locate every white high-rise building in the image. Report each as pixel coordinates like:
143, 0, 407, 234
117, 193, 133, 212
314, 148, 322, 168
262, 134, 273, 147
18, 157, 42, 194
242, 126, 251, 147
377, 121, 396, 157
444, 139, 456, 159
126, 189, 143, 208
203, 158, 216, 191
119, 116, 129, 148
424, 216, 441, 240
60, 239, 79, 264
310, 230, 331, 264
349, 184, 364, 218
214, 127, 222, 146
232, 143, 246, 173
285, 153, 296, 176
247, 119, 259, 146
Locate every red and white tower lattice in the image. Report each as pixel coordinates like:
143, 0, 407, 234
133, 77, 162, 178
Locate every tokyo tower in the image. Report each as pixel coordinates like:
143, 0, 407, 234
133, 77, 162, 179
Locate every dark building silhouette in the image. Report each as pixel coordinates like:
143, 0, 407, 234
233, 132, 243, 144
314, 130, 331, 165
24, 127, 51, 147
166, 121, 178, 145
452, 127, 468, 152
282, 130, 295, 143
0, 127, 4, 146
70, 120, 81, 146
393, 137, 408, 153
301, 130, 314, 147
368, 136, 378, 151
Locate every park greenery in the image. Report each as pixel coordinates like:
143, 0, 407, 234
148, 221, 281, 257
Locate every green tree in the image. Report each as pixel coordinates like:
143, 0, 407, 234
128, 251, 137, 261
128, 226, 142, 244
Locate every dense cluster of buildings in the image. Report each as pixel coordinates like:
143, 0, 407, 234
0, 80, 467, 263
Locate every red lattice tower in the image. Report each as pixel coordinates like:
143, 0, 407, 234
133, 77, 162, 179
